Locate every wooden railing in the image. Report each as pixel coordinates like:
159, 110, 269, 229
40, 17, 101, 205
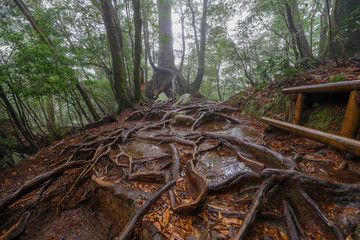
261, 80, 360, 156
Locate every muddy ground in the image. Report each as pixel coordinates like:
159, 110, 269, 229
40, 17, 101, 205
0, 99, 359, 240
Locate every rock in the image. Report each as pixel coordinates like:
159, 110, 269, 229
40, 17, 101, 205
170, 114, 196, 126
173, 93, 192, 106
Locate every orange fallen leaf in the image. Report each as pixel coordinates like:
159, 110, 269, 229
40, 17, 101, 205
162, 208, 170, 227
222, 217, 243, 226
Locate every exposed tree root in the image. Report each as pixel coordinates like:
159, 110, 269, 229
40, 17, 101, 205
6, 177, 57, 240
117, 179, 176, 240
234, 177, 276, 240
169, 160, 208, 214
283, 200, 305, 240
0, 160, 86, 213
299, 189, 344, 240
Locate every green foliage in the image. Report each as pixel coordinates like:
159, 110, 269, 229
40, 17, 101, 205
329, 75, 346, 83
255, 81, 268, 92
0, 134, 17, 167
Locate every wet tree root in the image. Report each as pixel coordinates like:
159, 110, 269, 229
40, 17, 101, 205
283, 200, 305, 240
0, 160, 87, 213
126, 171, 166, 183
208, 171, 261, 193
139, 136, 196, 146
5, 177, 57, 240
221, 140, 265, 170
117, 179, 176, 240
299, 189, 344, 240
234, 177, 275, 240
169, 160, 208, 214
170, 143, 180, 179
202, 131, 297, 170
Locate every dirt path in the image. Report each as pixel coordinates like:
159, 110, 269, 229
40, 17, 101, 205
1, 99, 359, 240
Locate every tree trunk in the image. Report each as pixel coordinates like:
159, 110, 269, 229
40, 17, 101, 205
0, 85, 39, 151
191, 0, 208, 93
46, 96, 55, 133
215, 62, 222, 101
100, 0, 133, 113
145, 1, 191, 99
132, 0, 142, 103
179, 6, 186, 73
318, 0, 330, 56
284, 0, 313, 59
157, 0, 175, 69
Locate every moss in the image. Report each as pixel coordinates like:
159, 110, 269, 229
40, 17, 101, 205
304, 107, 343, 133
329, 75, 346, 83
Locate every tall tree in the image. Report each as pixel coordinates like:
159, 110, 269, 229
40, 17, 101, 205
318, 0, 330, 56
145, 0, 190, 99
145, 0, 208, 99
99, 0, 133, 113
284, 0, 314, 59
157, 0, 175, 69
190, 0, 208, 93
132, 0, 142, 103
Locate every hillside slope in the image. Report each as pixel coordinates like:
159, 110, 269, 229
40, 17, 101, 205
228, 60, 360, 136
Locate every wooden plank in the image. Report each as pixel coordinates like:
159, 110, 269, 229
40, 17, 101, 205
261, 117, 360, 156
293, 93, 304, 125
282, 80, 360, 94
340, 91, 360, 138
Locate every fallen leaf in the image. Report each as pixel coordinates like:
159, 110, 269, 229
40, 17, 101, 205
162, 208, 170, 227
222, 217, 243, 226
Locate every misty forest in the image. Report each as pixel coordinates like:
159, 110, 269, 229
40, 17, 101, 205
1, 0, 360, 239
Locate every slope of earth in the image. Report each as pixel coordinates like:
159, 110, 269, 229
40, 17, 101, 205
228, 60, 360, 136
0, 97, 360, 240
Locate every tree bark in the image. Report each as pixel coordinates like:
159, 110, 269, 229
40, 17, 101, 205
191, 0, 208, 93
318, 0, 330, 56
284, 0, 313, 59
179, 6, 186, 73
157, 0, 175, 69
100, 0, 133, 113
132, 0, 142, 103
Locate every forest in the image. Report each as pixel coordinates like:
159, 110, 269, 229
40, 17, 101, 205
1, 0, 360, 239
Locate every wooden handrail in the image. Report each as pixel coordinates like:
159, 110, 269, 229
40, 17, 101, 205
282, 80, 360, 94
261, 117, 360, 156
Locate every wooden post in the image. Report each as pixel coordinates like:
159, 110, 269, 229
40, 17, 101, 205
293, 93, 304, 125
340, 91, 360, 138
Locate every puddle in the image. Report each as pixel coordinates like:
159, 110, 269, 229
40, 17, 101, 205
196, 151, 252, 185
199, 122, 261, 139
122, 140, 167, 158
